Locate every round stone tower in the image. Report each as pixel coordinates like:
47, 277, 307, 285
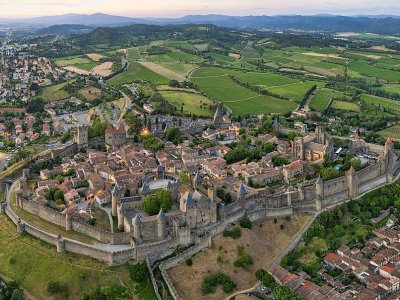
111, 185, 122, 217
133, 214, 142, 241
117, 203, 126, 231
57, 235, 65, 253
157, 209, 167, 240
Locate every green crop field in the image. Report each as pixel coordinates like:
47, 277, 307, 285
74, 61, 99, 71
309, 89, 348, 112
236, 72, 298, 87
161, 91, 215, 116
190, 67, 244, 78
107, 62, 169, 86
147, 48, 201, 63
53, 56, 92, 67
191, 72, 296, 115
381, 84, 400, 94
158, 63, 197, 76
268, 81, 325, 103
349, 60, 400, 82
40, 81, 71, 102
331, 100, 360, 112
204, 52, 237, 64
360, 94, 400, 111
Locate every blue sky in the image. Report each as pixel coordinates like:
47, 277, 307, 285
0, 0, 399, 18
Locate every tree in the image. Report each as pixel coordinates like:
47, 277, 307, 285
10, 289, 24, 300
54, 190, 65, 202
61, 132, 71, 144
165, 127, 182, 145
128, 262, 148, 283
124, 111, 142, 135
26, 98, 44, 113
142, 190, 173, 215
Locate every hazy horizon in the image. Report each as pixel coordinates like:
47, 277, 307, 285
0, 0, 399, 19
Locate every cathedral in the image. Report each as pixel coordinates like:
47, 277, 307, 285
291, 126, 334, 161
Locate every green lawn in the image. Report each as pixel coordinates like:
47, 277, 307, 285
0, 214, 135, 300
41, 81, 71, 102
107, 62, 169, 86
160, 91, 215, 117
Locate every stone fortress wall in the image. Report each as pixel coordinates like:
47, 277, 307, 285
3, 136, 399, 268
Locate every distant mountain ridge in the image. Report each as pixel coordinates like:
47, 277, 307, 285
1, 13, 400, 35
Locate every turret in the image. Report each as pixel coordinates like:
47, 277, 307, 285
208, 186, 216, 202
111, 185, 122, 217
157, 209, 167, 240
57, 235, 65, 253
315, 176, 324, 198
141, 181, 150, 195
192, 171, 201, 190
16, 218, 25, 234
237, 182, 246, 201
118, 203, 126, 231
65, 213, 72, 231
347, 166, 358, 199
133, 214, 142, 241
385, 137, 394, 152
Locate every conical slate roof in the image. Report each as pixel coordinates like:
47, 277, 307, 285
157, 209, 166, 220
133, 214, 141, 225
141, 181, 150, 193
214, 105, 222, 119
119, 203, 126, 213
112, 185, 121, 196
316, 176, 323, 185
238, 182, 246, 197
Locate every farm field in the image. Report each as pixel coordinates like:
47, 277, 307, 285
0, 214, 136, 300
360, 94, 400, 112
40, 81, 71, 102
204, 52, 237, 64
379, 125, 400, 140
147, 48, 202, 63
168, 214, 312, 300
160, 91, 215, 117
191, 74, 296, 115
53, 55, 92, 67
381, 84, 400, 94
234, 72, 324, 102
138, 61, 185, 81
309, 89, 348, 112
158, 63, 197, 77
331, 100, 360, 112
348, 60, 400, 82
107, 62, 169, 86
79, 87, 102, 102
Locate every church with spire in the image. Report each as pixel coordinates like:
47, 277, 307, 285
213, 105, 231, 129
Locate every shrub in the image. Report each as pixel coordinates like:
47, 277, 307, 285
88, 217, 96, 226
240, 216, 253, 229
223, 227, 242, 239
280, 224, 285, 230
128, 262, 148, 283
8, 256, 16, 265
202, 272, 236, 294
234, 246, 253, 271
185, 257, 193, 266
285, 216, 291, 222
274, 218, 278, 223
46, 281, 60, 294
